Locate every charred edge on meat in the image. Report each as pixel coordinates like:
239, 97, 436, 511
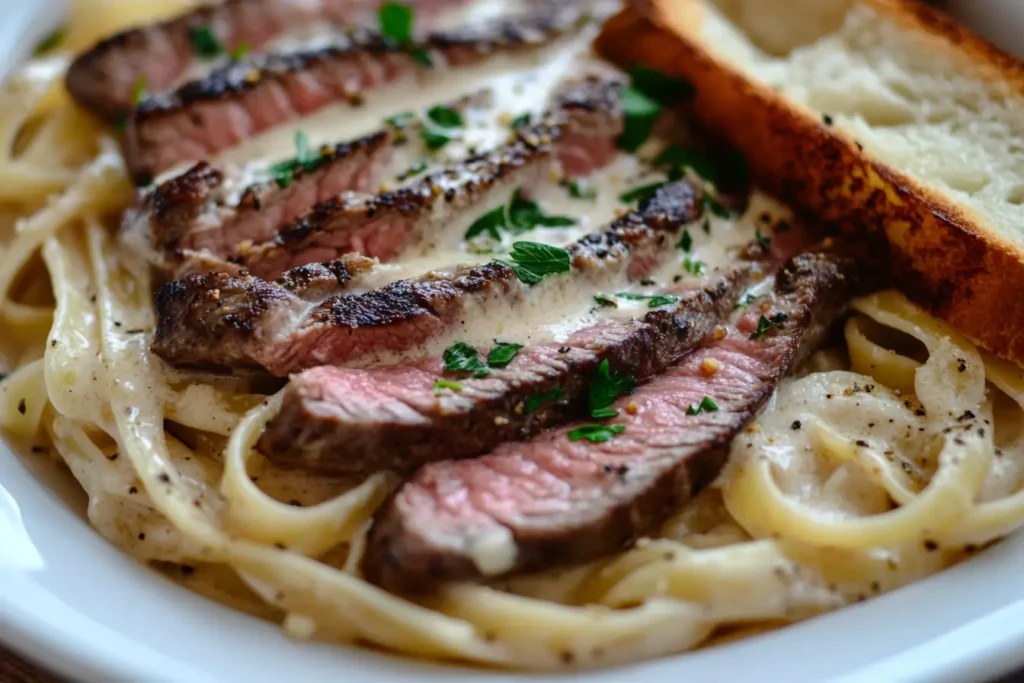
360, 246, 879, 590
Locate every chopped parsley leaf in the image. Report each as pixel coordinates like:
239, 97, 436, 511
487, 341, 523, 368
750, 312, 788, 340
686, 396, 719, 415
508, 190, 575, 232
433, 378, 463, 395
617, 85, 661, 152
647, 294, 679, 308
379, 2, 414, 43
411, 48, 432, 67
442, 342, 489, 377
464, 206, 506, 241
526, 388, 564, 414
268, 130, 323, 186
34, 27, 65, 55
421, 129, 453, 150
188, 26, 224, 57
677, 229, 692, 252
629, 64, 695, 102
704, 190, 731, 218
655, 145, 716, 184
426, 105, 463, 129
564, 179, 597, 200
593, 294, 617, 307
683, 257, 705, 275
385, 111, 416, 128
509, 112, 531, 130
733, 293, 758, 310
568, 423, 626, 443
230, 42, 251, 61
498, 241, 571, 285
619, 181, 665, 204
589, 359, 636, 418
397, 159, 428, 181
590, 407, 618, 420
755, 227, 771, 249
130, 77, 148, 106
609, 292, 679, 309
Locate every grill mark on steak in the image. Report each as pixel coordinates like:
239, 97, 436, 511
361, 246, 878, 591
65, 0, 469, 121
257, 249, 770, 476
151, 254, 378, 373
152, 180, 703, 375
127, 90, 492, 280
122, 3, 590, 182
234, 75, 623, 280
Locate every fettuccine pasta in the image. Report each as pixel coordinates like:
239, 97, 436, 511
3, 1, 1024, 670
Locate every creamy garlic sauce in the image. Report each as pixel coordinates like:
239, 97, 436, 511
215, 26, 599, 168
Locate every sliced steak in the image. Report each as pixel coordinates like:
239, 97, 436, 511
237, 75, 622, 280
125, 90, 490, 279
123, 3, 589, 182
361, 246, 877, 591
152, 180, 703, 375
151, 253, 379, 372
65, 0, 468, 121
258, 251, 769, 476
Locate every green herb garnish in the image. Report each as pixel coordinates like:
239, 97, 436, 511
686, 396, 719, 415
704, 190, 731, 218
268, 130, 323, 186
498, 241, 572, 285
677, 229, 692, 252
589, 359, 636, 419
569, 423, 626, 443
683, 257, 705, 276
647, 295, 679, 308
655, 144, 716, 185
464, 206, 506, 241
619, 181, 665, 204
590, 407, 619, 420
34, 27, 65, 55
420, 129, 452, 150
617, 85, 661, 152
509, 112, 531, 130
229, 42, 251, 61
487, 341, 523, 368
188, 26, 224, 57
397, 160, 428, 180
385, 111, 416, 128
593, 294, 617, 307
294, 130, 314, 164
379, 3, 432, 66
629, 64, 695, 102
755, 227, 771, 249
434, 378, 464, 395
734, 293, 758, 310
750, 312, 788, 340
526, 389, 564, 414
564, 179, 597, 200
508, 190, 575, 232
130, 77, 148, 105
426, 105, 462, 128
379, 2, 414, 42
442, 342, 489, 378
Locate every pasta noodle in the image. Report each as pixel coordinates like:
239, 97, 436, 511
4, 2, 1024, 669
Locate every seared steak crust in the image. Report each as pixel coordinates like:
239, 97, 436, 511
236, 75, 623, 280
361, 247, 877, 591
152, 180, 702, 375
258, 258, 760, 476
127, 128, 394, 278
152, 254, 376, 372
65, 0, 468, 121
123, 3, 589, 181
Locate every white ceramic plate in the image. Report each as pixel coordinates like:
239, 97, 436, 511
4, 2, 1024, 682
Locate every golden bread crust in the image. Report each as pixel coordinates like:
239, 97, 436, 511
595, 3, 1024, 364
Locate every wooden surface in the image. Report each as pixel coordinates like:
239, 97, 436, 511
0, 645, 59, 683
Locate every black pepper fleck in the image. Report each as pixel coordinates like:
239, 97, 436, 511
923, 539, 939, 551
791, 420, 801, 430
17, 398, 26, 415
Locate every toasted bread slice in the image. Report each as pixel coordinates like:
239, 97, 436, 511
595, 0, 1024, 365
